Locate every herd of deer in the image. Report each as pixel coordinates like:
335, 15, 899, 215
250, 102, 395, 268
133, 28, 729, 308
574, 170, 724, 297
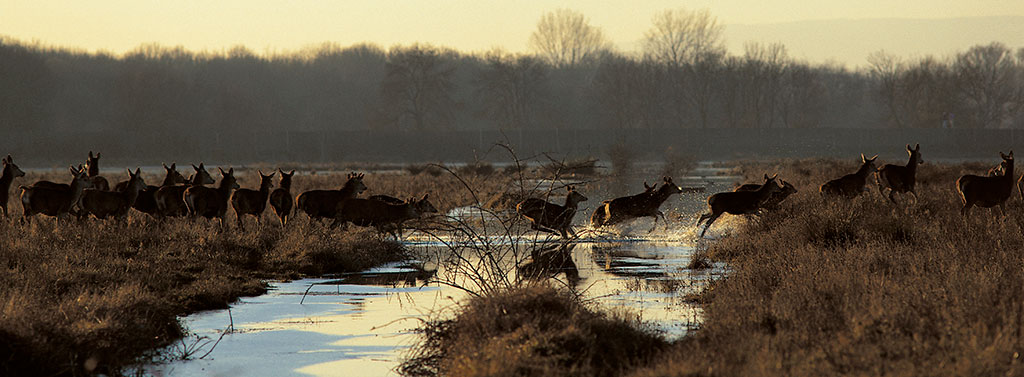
0, 144, 1017, 240
519, 143, 1024, 239
0, 152, 438, 236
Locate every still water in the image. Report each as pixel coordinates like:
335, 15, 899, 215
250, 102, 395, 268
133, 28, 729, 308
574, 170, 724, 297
142, 236, 725, 376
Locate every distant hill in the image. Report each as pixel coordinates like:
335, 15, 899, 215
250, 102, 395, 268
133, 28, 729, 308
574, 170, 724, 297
723, 16, 1024, 69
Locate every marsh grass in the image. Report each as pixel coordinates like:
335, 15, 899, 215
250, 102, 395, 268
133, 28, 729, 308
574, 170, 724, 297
632, 158, 1024, 376
399, 285, 667, 377
0, 169, 440, 375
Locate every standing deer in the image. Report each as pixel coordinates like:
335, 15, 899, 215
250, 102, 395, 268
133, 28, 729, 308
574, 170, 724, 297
876, 144, 924, 204
230, 170, 275, 229
184, 167, 240, 225
734, 179, 798, 209
20, 166, 94, 222
819, 154, 878, 198
81, 168, 146, 220
268, 169, 295, 226
154, 163, 215, 217
296, 172, 367, 224
332, 194, 438, 237
957, 151, 1014, 217
516, 186, 589, 238
590, 177, 684, 232
115, 163, 187, 216
0, 155, 27, 218
84, 151, 110, 191
696, 174, 782, 238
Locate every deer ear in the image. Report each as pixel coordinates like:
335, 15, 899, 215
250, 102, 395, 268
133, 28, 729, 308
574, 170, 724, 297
763, 174, 769, 180
906, 144, 912, 152
218, 167, 225, 175
135, 167, 141, 176
69, 166, 77, 175
289, 170, 295, 175
915, 143, 920, 151
228, 167, 234, 174
870, 154, 878, 161
422, 193, 429, 200
89, 151, 94, 158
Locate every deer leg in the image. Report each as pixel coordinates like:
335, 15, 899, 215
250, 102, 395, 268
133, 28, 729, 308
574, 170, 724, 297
695, 212, 711, 227
699, 213, 721, 238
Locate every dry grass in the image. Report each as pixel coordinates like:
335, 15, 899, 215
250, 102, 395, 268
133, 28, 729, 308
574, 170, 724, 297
0, 168, 469, 375
400, 284, 667, 377
633, 158, 1024, 376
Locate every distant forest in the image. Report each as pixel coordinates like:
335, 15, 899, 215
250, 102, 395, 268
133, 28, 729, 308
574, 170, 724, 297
2, 9, 1024, 163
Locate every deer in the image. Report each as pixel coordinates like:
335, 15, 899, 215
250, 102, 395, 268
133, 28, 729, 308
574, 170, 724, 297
296, 172, 367, 224
876, 144, 924, 204
83, 151, 111, 191
515, 186, 589, 238
819, 154, 878, 198
956, 151, 1014, 217
114, 163, 187, 216
154, 163, 216, 217
696, 174, 782, 238
81, 168, 146, 220
19, 166, 94, 222
734, 179, 798, 209
331, 194, 438, 237
230, 170, 275, 230
268, 169, 296, 226
184, 168, 240, 225
590, 176, 684, 232
0, 155, 27, 218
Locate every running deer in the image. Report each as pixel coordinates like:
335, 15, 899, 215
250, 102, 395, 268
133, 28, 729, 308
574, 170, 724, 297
296, 172, 367, 223
81, 168, 146, 219
956, 151, 1014, 217
0, 155, 26, 218
515, 186, 589, 238
184, 167, 239, 224
84, 151, 111, 191
876, 144, 924, 204
696, 174, 782, 237
734, 179, 798, 209
230, 170, 275, 229
332, 194, 438, 236
20, 166, 94, 221
268, 169, 295, 226
154, 163, 215, 217
115, 163, 187, 216
590, 177, 684, 232
819, 154, 878, 198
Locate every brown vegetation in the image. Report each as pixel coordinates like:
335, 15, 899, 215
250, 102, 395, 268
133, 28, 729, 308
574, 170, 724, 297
400, 285, 667, 377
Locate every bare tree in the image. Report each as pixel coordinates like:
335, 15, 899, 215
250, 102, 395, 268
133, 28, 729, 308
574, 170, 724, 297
737, 42, 789, 128
528, 9, 611, 68
642, 8, 724, 67
476, 51, 548, 129
592, 54, 666, 129
867, 50, 906, 127
378, 44, 458, 131
954, 42, 1023, 128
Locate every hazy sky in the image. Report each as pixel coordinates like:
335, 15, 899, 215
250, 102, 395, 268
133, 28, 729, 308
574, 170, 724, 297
3, 0, 1024, 67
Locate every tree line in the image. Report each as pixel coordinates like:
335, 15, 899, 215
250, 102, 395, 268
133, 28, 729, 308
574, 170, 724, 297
1, 8, 1023, 153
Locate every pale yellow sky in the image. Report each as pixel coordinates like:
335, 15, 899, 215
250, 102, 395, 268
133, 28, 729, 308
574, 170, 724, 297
3, 0, 1024, 65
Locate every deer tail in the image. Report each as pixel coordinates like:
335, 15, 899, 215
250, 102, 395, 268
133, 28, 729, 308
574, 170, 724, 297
955, 177, 968, 205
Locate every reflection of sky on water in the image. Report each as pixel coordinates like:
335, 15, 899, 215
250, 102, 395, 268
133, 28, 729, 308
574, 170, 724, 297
143, 235, 725, 376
